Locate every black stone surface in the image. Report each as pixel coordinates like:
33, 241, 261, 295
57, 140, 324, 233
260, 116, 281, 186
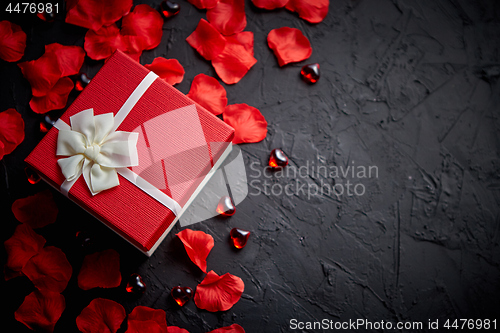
1, 0, 500, 332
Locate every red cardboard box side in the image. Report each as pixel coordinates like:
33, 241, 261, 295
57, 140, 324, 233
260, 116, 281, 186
25, 51, 234, 252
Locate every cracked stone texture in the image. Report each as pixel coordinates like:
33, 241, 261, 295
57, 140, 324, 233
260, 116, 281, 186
1, 0, 499, 332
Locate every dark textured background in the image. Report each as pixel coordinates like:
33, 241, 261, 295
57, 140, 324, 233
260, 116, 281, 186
1, 0, 500, 332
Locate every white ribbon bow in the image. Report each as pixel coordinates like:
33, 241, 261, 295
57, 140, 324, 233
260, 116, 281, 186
56, 108, 139, 195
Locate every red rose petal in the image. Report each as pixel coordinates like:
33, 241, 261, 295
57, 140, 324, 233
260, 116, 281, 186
15, 289, 66, 333
22, 246, 72, 293
4, 224, 46, 273
194, 270, 244, 312
0, 20, 26, 62
125, 306, 167, 333
144, 57, 185, 85
78, 249, 121, 290
30, 77, 74, 114
11, 189, 58, 228
251, 0, 288, 10
176, 229, 214, 273
226, 31, 254, 56
84, 24, 125, 61
0, 108, 24, 159
66, 0, 133, 31
121, 4, 163, 52
187, 74, 227, 116
18, 56, 61, 97
167, 327, 190, 333
76, 298, 126, 333
186, 19, 227, 61
212, 41, 257, 84
207, 0, 246, 36
223, 104, 267, 144
267, 27, 312, 66
208, 324, 245, 333
188, 0, 220, 10
44, 43, 85, 77
285, 0, 329, 24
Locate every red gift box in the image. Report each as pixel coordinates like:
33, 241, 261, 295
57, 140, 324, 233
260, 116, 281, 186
25, 51, 234, 256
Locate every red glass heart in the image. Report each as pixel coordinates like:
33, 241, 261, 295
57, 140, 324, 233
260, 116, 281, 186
40, 115, 56, 133
269, 148, 288, 168
230, 228, 250, 249
161, 1, 180, 18
216, 196, 236, 216
76, 231, 93, 250
300, 63, 320, 84
24, 167, 41, 184
126, 274, 146, 294
75, 73, 91, 91
171, 286, 193, 306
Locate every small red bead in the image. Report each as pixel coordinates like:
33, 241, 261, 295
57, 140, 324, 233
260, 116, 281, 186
300, 63, 320, 84
126, 274, 146, 294
161, 0, 180, 18
24, 167, 41, 184
171, 286, 193, 306
75, 73, 91, 92
230, 228, 250, 249
216, 196, 235, 216
269, 149, 288, 168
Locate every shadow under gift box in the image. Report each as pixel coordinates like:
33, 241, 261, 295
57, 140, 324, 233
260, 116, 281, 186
25, 51, 234, 256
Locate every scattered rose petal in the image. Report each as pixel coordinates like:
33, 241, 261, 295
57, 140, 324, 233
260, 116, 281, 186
4, 224, 46, 273
145, 57, 185, 85
84, 24, 125, 60
4, 266, 24, 280
207, 0, 246, 36
212, 41, 257, 84
78, 249, 121, 290
121, 4, 163, 51
125, 306, 167, 333
226, 31, 254, 56
194, 270, 244, 312
186, 19, 227, 61
223, 104, 267, 144
0, 108, 25, 160
0, 20, 26, 62
176, 229, 214, 273
18, 56, 62, 97
208, 324, 245, 333
12, 190, 59, 228
188, 0, 220, 9
30, 77, 74, 114
65, 0, 133, 31
22, 246, 72, 293
15, 289, 65, 333
251, 0, 288, 10
44, 43, 86, 77
285, 0, 329, 24
167, 327, 190, 333
267, 27, 312, 66
76, 298, 126, 333
187, 74, 227, 116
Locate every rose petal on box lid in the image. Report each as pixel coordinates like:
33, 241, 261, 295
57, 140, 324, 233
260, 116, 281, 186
0, 108, 24, 159
121, 4, 163, 51
78, 249, 121, 290
15, 289, 66, 333
226, 31, 254, 56
44, 43, 85, 77
186, 19, 227, 61
212, 41, 257, 85
167, 327, 190, 333
208, 324, 245, 333
76, 298, 126, 333
30, 77, 74, 114
176, 229, 214, 273
22, 246, 73, 293
267, 27, 312, 66
12, 190, 58, 228
65, 0, 133, 31
18, 56, 62, 97
251, 0, 289, 10
4, 224, 46, 273
207, 0, 246, 36
194, 270, 244, 312
187, 74, 227, 116
125, 306, 167, 333
145, 57, 185, 85
285, 0, 329, 24
223, 104, 267, 144
188, 0, 220, 9
0, 20, 27, 62
84, 24, 126, 61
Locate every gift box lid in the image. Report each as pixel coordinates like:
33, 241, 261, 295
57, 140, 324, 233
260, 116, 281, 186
25, 51, 234, 255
